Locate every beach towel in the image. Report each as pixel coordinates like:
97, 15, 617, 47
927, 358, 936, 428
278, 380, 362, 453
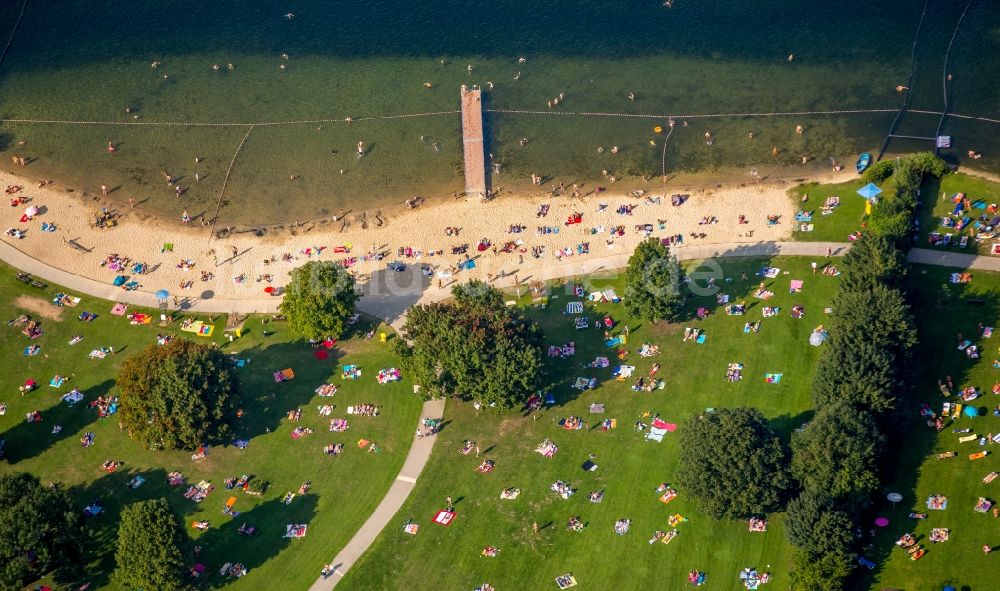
765, 373, 783, 384
566, 301, 584, 314
110, 303, 127, 315
959, 434, 978, 443
589, 403, 605, 414
403, 523, 419, 535
762, 267, 780, 278
789, 280, 803, 293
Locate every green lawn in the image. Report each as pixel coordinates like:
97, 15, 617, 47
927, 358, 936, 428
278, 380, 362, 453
864, 264, 1000, 591
916, 172, 1000, 255
789, 179, 870, 242
0, 262, 422, 590
339, 256, 839, 591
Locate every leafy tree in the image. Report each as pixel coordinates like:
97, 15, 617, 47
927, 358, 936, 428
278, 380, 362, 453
791, 403, 883, 505
812, 284, 915, 412
394, 281, 543, 408
838, 235, 907, 293
675, 408, 791, 519
861, 160, 895, 185
118, 339, 241, 450
0, 473, 82, 591
280, 260, 360, 340
623, 238, 686, 322
785, 490, 856, 555
791, 549, 854, 591
113, 499, 190, 591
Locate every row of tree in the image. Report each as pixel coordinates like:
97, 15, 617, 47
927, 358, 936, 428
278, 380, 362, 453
863, 152, 950, 243
786, 235, 917, 589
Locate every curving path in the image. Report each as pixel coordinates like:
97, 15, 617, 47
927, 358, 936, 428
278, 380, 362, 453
3, 236, 997, 591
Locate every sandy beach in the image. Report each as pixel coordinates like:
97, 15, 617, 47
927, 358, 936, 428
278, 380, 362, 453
0, 167, 856, 304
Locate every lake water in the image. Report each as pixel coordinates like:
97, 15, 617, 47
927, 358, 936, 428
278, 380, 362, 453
0, 0, 997, 225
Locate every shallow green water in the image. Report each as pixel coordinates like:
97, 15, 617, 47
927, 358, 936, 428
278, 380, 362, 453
0, 0, 997, 224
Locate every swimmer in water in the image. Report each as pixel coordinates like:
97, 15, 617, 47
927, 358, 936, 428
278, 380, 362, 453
795, 125, 804, 135
787, 53, 794, 62
487, 81, 494, 89
357, 141, 365, 157
151, 61, 161, 68
107, 141, 116, 153
212, 64, 220, 71
284, 12, 295, 19
227, 63, 234, 70
518, 57, 526, 64
280, 64, 286, 70
467, 64, 473, 75
520, 137, 528, 147
514, 71, 521, 80
628, 91, 635, 101
281, 53, 289, 60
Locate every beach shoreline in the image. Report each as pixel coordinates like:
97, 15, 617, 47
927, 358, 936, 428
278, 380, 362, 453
1, 166, 854, 306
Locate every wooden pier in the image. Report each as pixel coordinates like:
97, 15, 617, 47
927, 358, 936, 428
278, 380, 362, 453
460, 85, 487, 198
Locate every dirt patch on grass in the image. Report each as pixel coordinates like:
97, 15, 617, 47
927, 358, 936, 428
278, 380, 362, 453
14, 295, 63, 321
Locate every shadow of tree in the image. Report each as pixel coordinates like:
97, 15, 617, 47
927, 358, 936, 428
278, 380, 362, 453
225, 341, 346, 441
70, 467, 172, 589
356, 265, 431, 326
195, 494, 319, 588
1, 379, 112, 464
858, 278, 1000, 585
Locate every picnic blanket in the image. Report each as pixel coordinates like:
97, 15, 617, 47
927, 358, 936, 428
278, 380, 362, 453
274, 368, 295, 382
646, 427, 667, 442
284, 524, 308, 538
432, 510, 456, 526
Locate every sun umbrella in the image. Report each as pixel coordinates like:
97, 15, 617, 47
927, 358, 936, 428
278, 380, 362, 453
874, 516, 889, 527
155, 289, 169, 300
856, 183, 882, 200
24, 205, 38, 217
264, 286, 275, 294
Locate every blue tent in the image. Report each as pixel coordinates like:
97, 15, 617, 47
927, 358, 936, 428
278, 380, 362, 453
857, 183, 883, 200
964, 405, 979, 417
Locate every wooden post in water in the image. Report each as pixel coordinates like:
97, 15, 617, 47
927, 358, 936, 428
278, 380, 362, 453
460, 85, 487, 199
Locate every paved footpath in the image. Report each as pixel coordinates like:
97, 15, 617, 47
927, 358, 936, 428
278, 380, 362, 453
309, 397, 446, 591
4, 236, 998, 590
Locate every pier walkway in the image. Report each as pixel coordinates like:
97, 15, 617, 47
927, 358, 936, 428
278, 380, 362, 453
460, 85, 487, 198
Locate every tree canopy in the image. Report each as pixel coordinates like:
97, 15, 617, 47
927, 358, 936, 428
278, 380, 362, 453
623, 238, 686, 322
785, 489, 856, 554
838, 234, 907, 293
0, 473, 82, 591
118, 338, 241, 450
279, 260, 360, 340
113, 499, 190, 591
812, 284, 915, 412
675, 407, 791, 519
791, 403, 883, 506
394, 281, 543, 408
